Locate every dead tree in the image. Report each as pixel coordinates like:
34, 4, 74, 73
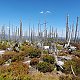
12, 24, 14, 40
31, 28, 33, 43
18, 27, 19, 38
20, 19, 22, 39
74, 17, 79, 42
1, 25, 5, 41
38, 23, 40, 37
33, 24, 34, 41
71, 23, 74, 40
9, 22, 10, 41
29, 24, 30, 41
49, 26, 51, 38
44, 20, 47, 39
56, 28, 58, 42
66, 14, 69, 41
52, 27, 54, 38
15, 26, 17, 41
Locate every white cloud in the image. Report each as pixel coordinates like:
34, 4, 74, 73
40, 11, 44, 14
45, 11, 51, 14
40, 10, 51, 14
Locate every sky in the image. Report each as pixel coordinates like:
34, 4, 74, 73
0, 0, 80, 37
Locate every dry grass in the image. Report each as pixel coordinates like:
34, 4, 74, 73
29, 71, 59, 80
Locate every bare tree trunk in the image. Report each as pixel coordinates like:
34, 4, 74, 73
18, 27, 19, 39
20, 19, 22, 40
71, 65, 76, 77
75, 17, 78, 43
52, 27, 54, 38
9, 22, 10, 41
71, 23, 74, 41
1, 25, 5, 41
66, 14, 69, 41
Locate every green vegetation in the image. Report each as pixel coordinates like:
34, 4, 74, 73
72, 50, 80, 58
57, 45, 63, 50
29, 48, 41, 58
0, 41, 80, 79
63, 58, 80, 76
37, 62, 54, 73
43, 50, 48, 54
0, 61, 30, 80
43, 55, 55, 64
0, 41, 9, 50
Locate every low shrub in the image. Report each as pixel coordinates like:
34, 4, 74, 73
0, 61, 29, 78
30, 58, 39, 66
37, 62, 54, 73
2, 51, 15, 61
43, 55, 55, 64
29, 52, 41, 58
63, 58, 80, 76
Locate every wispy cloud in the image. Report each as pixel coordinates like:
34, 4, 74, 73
40, 11, 44, 14
40, 10, 52, 14
45, 11, 51, 14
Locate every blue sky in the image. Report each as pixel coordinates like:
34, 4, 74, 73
0, 0, 80, 36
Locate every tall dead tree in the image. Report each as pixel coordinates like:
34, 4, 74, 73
33, 24, 34, 41
14, 27, 16, 41
44, 20, 47, 39
56, 28, 58, 42
16, 26, 17, 36
61, 29, 63, 40
31, 28, 33, 42
20, 19, 22, 39
66, 14, 69, 41
71, 23, 74, 40
40, 23, 42, 38
15, 26, 17, 41
75, 17, 79, 42
77, 30, 79, 40
38, 23, 40, 37
52, 27, 54, 38
9, 22, 10, 41
12, 24, 14, 40
49, 26, 51, 38
29, 24, 30, 41
1, 25, 5, 41
18, 27, 19, 38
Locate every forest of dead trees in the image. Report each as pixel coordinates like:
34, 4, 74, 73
0, 15, 80, 43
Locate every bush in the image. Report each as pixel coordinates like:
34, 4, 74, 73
20, 45, 41, 58
43, 50, 48, 54
72, 50, 80, 58
1, 51, 28, 63
29, 48, 41, 58
30, 58, 39, 66
11, 51, 26, 62
29, 52, 41, 58
0, 75, 32, 80
0, 61, 29, 78
63, 58, 80, 76
0, 42, 9, 50
2, 51, 15, 61
56, 46, 63, 50
37, 62, 54, 73
43, 55, 55, 64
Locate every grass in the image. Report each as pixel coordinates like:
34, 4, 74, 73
29, 72, 59, 80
